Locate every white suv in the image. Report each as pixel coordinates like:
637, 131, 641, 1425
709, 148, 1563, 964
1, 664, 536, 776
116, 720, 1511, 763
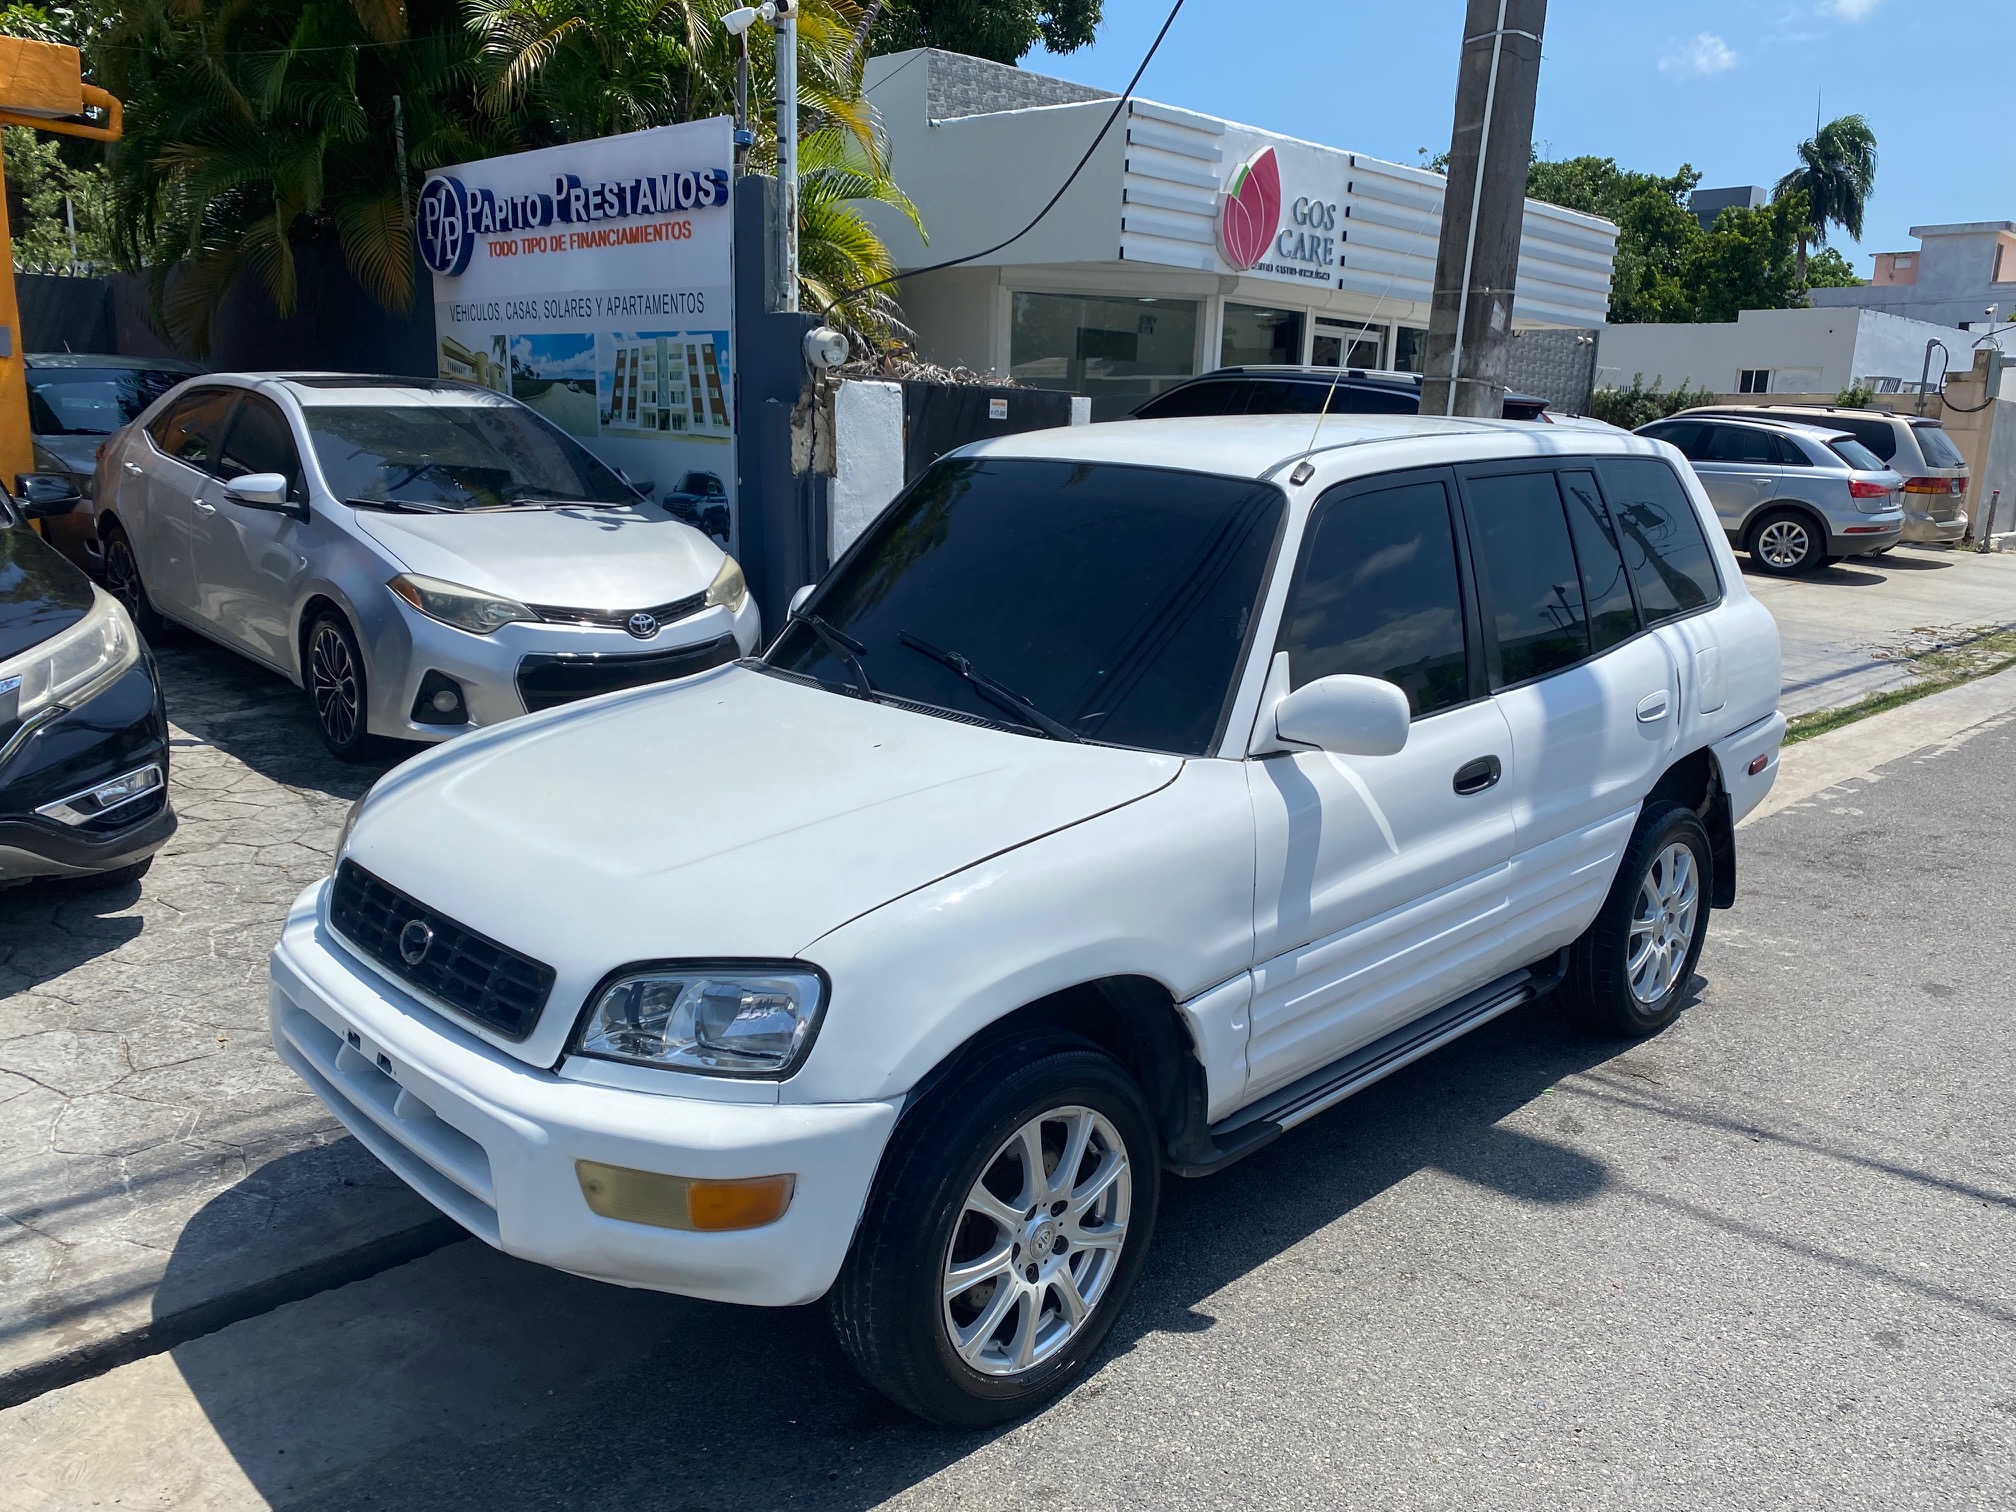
268, 415, 1784, 1426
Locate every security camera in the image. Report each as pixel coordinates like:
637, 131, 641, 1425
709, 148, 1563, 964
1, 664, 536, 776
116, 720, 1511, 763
803, 325, 849, 371
772, 0, 797, 16
722, 5, 765, 35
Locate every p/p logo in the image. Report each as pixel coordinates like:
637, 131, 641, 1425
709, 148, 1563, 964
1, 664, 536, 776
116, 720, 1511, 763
418, 176, 472, 277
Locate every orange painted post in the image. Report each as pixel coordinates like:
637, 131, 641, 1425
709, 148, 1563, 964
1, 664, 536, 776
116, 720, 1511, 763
0, 141, 25, 482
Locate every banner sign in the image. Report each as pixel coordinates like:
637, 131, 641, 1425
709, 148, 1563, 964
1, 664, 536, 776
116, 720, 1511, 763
422, 118, 738, 545
1214, 133, 1346, 289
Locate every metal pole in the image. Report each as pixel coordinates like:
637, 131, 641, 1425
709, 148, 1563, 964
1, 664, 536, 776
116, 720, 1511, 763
734, 36, 751, 176
775, 10, 798, 312
1977, 489, 2001, 555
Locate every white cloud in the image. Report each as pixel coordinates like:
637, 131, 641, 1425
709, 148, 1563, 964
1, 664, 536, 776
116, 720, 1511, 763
1660, 33, 1740, 77
1828, 0, 1882, 19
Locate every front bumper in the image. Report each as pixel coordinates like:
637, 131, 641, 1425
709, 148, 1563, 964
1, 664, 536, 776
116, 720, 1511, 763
268, 883, 897, 1306
365, 594, 763, 742
0, 658, 175, 882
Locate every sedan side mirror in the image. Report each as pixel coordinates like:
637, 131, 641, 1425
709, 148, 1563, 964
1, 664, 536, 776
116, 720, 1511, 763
1272, 674, 1410, 757
225, 472, 292, 508
788, 583, 816, 616
14, 472, 83, 519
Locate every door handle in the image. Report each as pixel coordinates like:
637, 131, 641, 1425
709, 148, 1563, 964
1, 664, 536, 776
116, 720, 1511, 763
1453, 755, 1501, 796
1637, 690, 1671, 722
194, 500, 217, 514
123, 462, 143, 475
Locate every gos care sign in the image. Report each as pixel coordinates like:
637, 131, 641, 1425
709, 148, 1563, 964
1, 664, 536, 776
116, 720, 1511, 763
1216, 141, 1344, 288
420, 118, 741, 545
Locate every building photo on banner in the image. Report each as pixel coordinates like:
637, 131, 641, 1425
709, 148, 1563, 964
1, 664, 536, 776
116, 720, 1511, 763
420, 117, 738, 546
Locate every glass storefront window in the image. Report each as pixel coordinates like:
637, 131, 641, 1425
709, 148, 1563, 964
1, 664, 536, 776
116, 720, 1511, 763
1009, 292, 1201, 421
1312, 320, 1384, 370
1221, 304, 1305, 368
1394, 325, 1432, 374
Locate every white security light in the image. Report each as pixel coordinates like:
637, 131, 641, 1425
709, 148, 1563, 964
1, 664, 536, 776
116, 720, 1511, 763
722, 3, 774, 34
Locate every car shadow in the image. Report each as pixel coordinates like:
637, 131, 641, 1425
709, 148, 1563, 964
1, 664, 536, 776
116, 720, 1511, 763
0, 871, 147, 989
160, 987, 1661, 1511
152, 638, 410, 799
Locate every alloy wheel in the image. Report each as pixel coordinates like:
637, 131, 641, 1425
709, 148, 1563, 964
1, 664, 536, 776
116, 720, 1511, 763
102, 535, 144, 622
310, 625, 361, 748
1627, 842, 1699, 1004
941, 1105, 1132, 1378
1756, 519, 1810, 570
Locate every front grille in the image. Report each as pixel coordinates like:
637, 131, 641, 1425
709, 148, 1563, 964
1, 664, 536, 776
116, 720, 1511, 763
515, 634, 738, 713
527, 591, 707, 630
328, 860, 554, 1040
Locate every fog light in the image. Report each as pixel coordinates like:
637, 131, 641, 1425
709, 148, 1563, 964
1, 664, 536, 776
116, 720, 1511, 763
34, 764, 163, 826
410, 670, 468, 726
575, 1161, 795, 1232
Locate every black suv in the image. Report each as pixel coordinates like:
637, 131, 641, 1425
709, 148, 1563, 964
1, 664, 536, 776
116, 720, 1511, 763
0, 477, 175, 887
1133, 365, 1553, 423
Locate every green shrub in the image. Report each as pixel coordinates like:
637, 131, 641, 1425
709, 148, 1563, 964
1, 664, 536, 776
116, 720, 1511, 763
1834, 383, 1877, 408
1585, 375, 1721, 429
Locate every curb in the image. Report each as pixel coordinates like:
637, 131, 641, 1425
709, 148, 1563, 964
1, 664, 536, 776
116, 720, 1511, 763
0, 1218, 463, 1411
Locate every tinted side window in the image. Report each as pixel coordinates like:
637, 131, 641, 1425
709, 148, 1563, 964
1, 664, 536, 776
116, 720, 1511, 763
1463, 470, 1589, 685
148, 389, 238, 473
217, 397, 304, 500
1559, 470, 1641, 652
1771, 433, 1813, 466
1134, 381, 1252, 419
1322, 385, 1418, 415
1700, 425, 1777, 464
1596, 458, 1722, 623
1834, 416, 1898, 461
1642, 421, 1706, 459
1241, 380, 1328, 415
1278, 478, 1469, 717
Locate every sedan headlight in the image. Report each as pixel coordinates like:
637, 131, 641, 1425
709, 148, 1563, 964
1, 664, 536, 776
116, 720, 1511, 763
388, 573, 536, 635
574, 965, 827, 1077
704, 555, 747, 614
0, 587, 139, 724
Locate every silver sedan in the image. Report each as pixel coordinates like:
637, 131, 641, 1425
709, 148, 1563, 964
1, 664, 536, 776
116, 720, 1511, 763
89, 374, 761, 757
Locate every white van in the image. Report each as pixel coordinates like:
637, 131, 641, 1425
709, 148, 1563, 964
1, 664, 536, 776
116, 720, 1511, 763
269, 415, 1784, 1426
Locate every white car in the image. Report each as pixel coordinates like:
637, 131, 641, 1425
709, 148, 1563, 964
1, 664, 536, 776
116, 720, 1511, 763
269, 414, 1784, 1425
90, 374, 760, 757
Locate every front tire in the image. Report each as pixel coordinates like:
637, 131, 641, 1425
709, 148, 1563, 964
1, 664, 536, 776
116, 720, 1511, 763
305, 612, 375, 761
828, 1040, 1160, 1427
99, 524, 166, 641
1563, 801, 1711, 1037
1746, 509, 1826, 576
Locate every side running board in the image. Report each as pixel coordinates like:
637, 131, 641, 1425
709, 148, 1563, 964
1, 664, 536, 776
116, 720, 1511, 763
1169, 950, 1569, 1178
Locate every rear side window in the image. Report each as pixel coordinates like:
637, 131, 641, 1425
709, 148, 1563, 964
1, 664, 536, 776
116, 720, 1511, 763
1462, 469, 1589, 685
1827, 437, 1885, 471
1596, 458, 1722, 623
1832, 416, 1898, 461
1279, 477, 1469, 717
1321, 384, 1418, 415
1771, 434, 1813, 466
1133, 381, 1251, 420
1914, 424, 1966, 469
1700, 425, 1777, 465
147, 388, 238, 473
1641, 421, 1706, 459
1240, 380, 1329, 415
1559, 470, 1641, 652
218, 397, 304, 500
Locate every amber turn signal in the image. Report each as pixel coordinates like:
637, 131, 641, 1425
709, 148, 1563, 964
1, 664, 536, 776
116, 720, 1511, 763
575, 1161, 795, 1232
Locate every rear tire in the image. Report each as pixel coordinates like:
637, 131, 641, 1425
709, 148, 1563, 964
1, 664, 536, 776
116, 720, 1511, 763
828, 1039, 1159, 1428
1746, 509, 1826, 576
98, 523, 166, 641
1563, 801, 1711, 1037
305, 612, 376, 762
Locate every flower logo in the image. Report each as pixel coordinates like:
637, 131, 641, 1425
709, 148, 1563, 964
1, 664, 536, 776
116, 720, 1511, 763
1218, 147, 1281, 272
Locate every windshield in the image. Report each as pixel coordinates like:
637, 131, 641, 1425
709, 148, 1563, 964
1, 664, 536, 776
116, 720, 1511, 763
766, 457, 1284, 755
1914, 424, 1966, 470
301, 398, 640, 510
28, 368, 193, 436
1827, 437, 1886, 471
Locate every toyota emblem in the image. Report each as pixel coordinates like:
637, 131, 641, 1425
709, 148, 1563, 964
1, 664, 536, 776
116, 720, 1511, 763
625, 611, 659, 639
398, 919, 435, 966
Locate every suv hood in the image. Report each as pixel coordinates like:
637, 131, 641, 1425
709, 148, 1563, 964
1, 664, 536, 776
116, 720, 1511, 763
352, 507, 720, 610
338, 666, 1181, 1067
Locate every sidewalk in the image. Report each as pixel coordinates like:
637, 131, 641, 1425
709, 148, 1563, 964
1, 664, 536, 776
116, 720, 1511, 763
0, 641, 444, 1405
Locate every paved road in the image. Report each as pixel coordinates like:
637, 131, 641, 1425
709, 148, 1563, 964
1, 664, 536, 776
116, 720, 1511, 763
4, 675, 2012, 1507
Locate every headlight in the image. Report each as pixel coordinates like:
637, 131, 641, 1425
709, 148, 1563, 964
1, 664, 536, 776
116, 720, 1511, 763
388, 573, 535, 635
0, 587, 139, 724
573, 964, 827, 1077
332, 777, 379, 862
704, 555, 747, 614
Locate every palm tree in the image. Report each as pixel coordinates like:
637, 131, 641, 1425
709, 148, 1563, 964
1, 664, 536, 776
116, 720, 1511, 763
1774, 113, 1877, 284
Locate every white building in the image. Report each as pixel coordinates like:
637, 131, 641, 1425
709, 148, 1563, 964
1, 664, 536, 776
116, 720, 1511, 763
861, 49, 1618, 418
1596, 305, 2010, 398
1811, 221, 2016, 330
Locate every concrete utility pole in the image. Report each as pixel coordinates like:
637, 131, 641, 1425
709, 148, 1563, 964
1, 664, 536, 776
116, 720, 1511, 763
1421, 0, 1547, 418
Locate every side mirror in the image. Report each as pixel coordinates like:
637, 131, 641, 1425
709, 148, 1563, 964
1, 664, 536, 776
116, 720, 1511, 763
788, 584, 816, 616
225, 472, 291, 508
14, 472, 82, 519
1272, 674, 1410, 757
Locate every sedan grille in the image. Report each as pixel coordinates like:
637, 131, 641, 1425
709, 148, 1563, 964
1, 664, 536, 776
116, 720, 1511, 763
515, 634, 739, 713
527, 591, 706, 630
329, 860, 554, 1040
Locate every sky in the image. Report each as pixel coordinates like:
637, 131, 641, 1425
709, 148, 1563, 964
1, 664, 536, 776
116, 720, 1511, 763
1028, 0, 2016, 271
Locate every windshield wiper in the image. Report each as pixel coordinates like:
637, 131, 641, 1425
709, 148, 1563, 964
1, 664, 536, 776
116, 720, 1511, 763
895, 631, 1082, 743
789, 609, 876, 698
346, 496, 451, 514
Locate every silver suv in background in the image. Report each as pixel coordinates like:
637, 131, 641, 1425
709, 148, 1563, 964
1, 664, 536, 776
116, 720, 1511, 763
1636, 414, 1904, 576
1682, 405, 1968, 545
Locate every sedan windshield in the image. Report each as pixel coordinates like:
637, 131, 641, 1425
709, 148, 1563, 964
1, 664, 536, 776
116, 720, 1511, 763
766, 457, 1285, 755
28, 368, 193, 436
301, 398, 640, 511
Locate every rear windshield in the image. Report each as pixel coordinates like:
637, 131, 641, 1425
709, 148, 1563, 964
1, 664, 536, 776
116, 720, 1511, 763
1914, 424, 1966, 469
1827, 437, 1886, 471
768, 458, 1285, 755
28, 367, 192, 436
